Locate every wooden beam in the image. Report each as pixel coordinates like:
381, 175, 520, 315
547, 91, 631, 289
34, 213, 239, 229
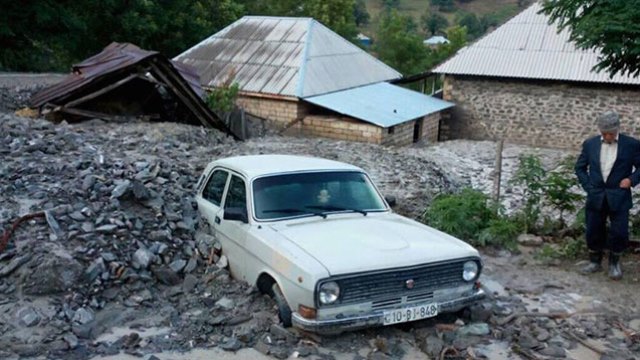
64, 73, 140, 108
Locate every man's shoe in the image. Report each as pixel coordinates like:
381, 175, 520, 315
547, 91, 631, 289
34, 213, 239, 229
609, 253, 623, 280
581, 262, 603, 273
580, 251, 603, 274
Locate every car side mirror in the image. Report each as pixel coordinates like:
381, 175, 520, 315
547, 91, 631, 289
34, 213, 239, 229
384, 195, 397, 208
223, 207, 248, 223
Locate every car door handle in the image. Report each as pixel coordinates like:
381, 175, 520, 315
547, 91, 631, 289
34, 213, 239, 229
215, 216, 221, 224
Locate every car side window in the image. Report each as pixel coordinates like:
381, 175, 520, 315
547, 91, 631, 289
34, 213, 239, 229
224, 175, 246, 210
203, 170, 228, 206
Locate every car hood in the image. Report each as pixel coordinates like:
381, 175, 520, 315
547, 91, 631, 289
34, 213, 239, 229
269, 215, 479, 276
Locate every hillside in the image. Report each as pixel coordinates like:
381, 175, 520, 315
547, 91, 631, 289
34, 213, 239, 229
362, 0, 526, 37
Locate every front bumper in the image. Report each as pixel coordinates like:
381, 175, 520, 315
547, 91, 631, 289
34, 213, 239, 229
292, 287, 485, 334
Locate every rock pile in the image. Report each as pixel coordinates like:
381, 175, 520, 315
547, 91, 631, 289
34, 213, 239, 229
0, 112, 457, 359
1, 84, 635, 359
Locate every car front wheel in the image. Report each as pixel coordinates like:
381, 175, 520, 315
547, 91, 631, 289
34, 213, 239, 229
270, 283, 292, 327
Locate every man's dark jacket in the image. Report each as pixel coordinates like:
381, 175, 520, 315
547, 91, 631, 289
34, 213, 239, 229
575, 133, 640, 211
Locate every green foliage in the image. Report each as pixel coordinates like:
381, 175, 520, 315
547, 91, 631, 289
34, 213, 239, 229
535, 237, 586, 261
422, 12, 449, 36
456, 12, 485, 39
540, 0, 640, 78
430, 0, 456, 12
354, 0, 371, 26
477, 217, 520, 250
373, 10, 429, 76
382, 0, 400, 9
206, 82, 240, 114
2, 0, 361, 72
1, 0, 245, 72
423, 188, 498, 245
510, 154, 546, 233
238, 0, 303, 16
543, 156, 583, 226
306, 0, 358, 39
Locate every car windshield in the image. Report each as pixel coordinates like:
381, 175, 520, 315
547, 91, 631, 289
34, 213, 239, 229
253, 171, 387, 220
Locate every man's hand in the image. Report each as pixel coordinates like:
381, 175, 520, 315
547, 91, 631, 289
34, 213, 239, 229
620, 178, 632, 189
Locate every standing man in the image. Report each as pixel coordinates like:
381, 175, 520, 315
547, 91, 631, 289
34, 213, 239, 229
575, 110, 640, 280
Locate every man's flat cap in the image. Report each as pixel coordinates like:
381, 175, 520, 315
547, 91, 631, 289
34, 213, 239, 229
597, 110, 620, 131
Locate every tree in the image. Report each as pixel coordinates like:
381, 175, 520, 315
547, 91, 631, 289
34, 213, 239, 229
422, 12, 449, 35
0, 0, 245, 72
374, 10, 429, 76
540, 0, 640, 78
430, 0, 456, 12
238, 0, 303, 16
382, 0, 400, 9
354, 0, 370, 26
305, 0, 358, 39
456, 12, 485, 39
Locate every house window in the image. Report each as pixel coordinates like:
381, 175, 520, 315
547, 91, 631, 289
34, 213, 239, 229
388, 126, 395, 134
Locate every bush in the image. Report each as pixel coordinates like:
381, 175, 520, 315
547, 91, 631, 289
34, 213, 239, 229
543, 156, 583, 227
509, 154, 545, 234
422, 188, 497, 245
478, 217, 520, 250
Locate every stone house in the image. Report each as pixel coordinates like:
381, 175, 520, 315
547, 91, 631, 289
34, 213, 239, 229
174, 16, 453, 146
432, 3, 640, 149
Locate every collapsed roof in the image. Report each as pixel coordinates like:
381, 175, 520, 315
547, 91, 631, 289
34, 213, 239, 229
30, 42, 231, 135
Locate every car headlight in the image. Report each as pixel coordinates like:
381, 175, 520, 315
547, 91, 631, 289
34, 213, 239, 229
462, 261, 479, 282
319, 281, 340, 304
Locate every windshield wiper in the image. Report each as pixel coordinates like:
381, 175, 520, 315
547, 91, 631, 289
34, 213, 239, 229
262, 208, 327, 219
305, 205, 368, 216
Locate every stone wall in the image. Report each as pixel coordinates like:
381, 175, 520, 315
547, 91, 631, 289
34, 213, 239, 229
441, 75, 640, 149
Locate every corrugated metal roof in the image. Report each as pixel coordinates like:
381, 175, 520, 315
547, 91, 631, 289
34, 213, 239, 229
303, 82, 454, 128
174, 16, 401, 98
433, 3, 640, 85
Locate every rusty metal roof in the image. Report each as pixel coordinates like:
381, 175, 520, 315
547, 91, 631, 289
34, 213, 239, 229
174, 16, 402, 98
433, 3, 640, 85
29, 43, 229, 133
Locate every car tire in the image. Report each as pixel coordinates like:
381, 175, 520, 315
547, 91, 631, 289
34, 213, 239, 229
271, 283, 292, 327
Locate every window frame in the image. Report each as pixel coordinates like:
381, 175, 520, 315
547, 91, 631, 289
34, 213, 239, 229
250, 170, 389, 222
201, 168, 230, 207
223, 174, 248, 211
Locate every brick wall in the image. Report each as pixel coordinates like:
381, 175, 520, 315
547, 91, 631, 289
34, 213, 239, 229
441, 75, 640, 149
236, 94, 443, 145
380, 120, 415, 146
301, 115, 382, 143
236, 95, 306, 129
422, 113, 441, 143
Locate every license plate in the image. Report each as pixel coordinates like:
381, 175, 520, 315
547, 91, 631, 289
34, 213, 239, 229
383, 303, 438, 325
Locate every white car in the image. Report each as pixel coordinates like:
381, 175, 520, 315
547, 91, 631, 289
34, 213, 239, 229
195, 155, 485, 333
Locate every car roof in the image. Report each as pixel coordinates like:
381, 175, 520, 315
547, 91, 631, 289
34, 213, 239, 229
210, 155, 363, 179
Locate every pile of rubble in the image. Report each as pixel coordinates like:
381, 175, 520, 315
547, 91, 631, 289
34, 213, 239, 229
1, 80, 638, 359
0, 112, 457, 359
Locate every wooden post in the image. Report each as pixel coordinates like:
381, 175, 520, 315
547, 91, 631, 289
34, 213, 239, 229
493, 139, 504, 206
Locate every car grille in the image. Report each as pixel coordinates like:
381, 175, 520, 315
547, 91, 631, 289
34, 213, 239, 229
328, 260, 469, 306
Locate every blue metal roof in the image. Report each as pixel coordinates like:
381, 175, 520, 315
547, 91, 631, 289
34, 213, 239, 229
303, 82, 454, 128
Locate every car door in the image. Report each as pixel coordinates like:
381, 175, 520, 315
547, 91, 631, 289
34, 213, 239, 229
197, 169, 229, 237
215, 173, 250, 280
